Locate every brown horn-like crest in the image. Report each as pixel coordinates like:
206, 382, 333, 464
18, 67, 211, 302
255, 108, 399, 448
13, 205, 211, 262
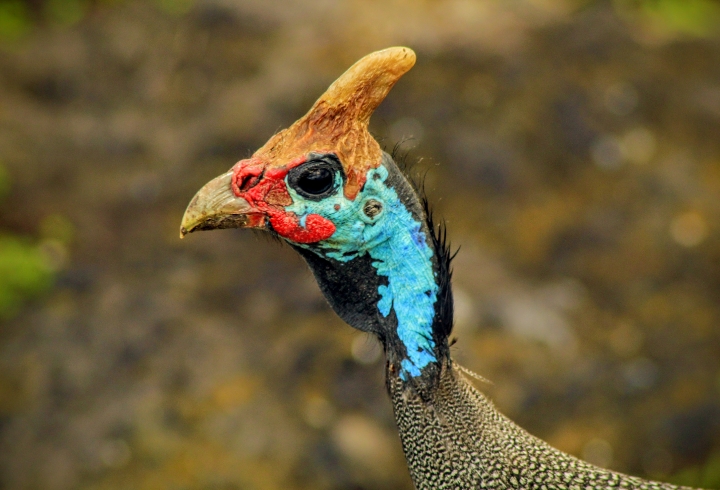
253, 46, 416, 199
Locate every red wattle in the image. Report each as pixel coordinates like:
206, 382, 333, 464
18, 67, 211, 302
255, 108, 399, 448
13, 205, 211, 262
268, 212, 336, 244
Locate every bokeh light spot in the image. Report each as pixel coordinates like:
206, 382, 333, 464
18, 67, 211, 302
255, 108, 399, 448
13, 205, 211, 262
670, 211, 708, 247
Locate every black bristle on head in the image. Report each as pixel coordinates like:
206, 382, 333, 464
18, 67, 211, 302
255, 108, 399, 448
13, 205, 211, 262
389, 142, 417, 178
421, 192, 457, 348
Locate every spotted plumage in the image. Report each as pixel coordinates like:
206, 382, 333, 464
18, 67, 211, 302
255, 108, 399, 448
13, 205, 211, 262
181, 47, 703, 490
390, 363, 689, 490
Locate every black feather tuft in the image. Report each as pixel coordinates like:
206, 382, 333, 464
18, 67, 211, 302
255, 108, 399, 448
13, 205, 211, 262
390, 143, 420, 182
421, 191, 456, 353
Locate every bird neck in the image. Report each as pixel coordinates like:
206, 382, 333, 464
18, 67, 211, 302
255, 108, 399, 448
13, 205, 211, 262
368, 183, 441, 381
293, 154, 453, 385
389, 363, 685, 490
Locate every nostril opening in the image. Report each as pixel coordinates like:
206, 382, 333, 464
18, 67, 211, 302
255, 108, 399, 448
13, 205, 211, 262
239, 175, 254, 191
238, 172, 262, 192
233, 165, 265, 194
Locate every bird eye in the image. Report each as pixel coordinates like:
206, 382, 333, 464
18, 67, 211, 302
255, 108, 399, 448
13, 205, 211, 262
287, 155, 344, 201
297, 167, 333, 195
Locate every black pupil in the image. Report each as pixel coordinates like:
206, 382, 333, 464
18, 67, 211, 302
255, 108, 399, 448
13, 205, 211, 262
297, 168, 333, 195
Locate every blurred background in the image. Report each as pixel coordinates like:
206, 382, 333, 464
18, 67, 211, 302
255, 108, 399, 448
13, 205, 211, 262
1, 0, 720, 489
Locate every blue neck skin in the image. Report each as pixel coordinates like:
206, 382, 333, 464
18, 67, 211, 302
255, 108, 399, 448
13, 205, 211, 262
285, 161, 439, 380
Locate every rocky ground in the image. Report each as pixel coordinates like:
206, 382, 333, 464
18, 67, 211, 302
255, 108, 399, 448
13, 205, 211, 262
0, 1, 719, 489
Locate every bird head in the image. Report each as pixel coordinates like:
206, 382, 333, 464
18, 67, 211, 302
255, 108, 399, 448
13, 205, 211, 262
181, 47, 453, 384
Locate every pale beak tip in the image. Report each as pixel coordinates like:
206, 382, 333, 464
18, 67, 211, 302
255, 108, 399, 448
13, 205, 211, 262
180, 171, 255, 237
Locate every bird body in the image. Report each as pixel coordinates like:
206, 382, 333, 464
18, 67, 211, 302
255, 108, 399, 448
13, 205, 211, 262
181, 47, 701, 490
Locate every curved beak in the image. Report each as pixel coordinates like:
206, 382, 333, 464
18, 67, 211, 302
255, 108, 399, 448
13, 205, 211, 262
180, 172, 264, 238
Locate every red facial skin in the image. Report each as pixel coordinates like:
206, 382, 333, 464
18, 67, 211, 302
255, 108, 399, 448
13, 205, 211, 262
230, 156, 337, 244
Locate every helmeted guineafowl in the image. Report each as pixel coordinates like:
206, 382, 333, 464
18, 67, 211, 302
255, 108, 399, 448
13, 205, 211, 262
180, 47, 701, 490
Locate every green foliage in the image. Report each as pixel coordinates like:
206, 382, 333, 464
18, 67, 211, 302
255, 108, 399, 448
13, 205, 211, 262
0, 163, 56, 320
0, 0, 30, 42
614, 0, 720, 37
0, 235, 54, 320
44, 0, 89, 27
670, 452, 720, 489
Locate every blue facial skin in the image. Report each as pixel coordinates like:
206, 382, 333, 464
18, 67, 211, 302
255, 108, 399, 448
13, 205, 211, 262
284, 164, 439, 380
